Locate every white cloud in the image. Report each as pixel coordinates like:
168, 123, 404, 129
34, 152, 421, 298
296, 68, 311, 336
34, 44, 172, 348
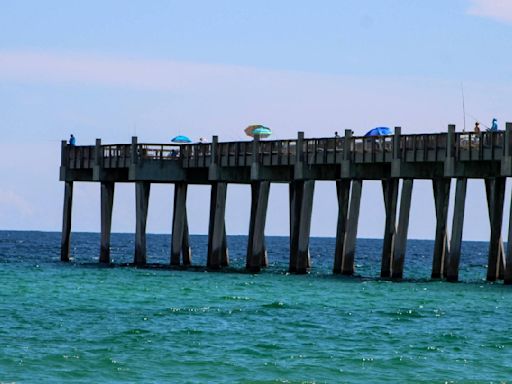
467, 0, 512, 23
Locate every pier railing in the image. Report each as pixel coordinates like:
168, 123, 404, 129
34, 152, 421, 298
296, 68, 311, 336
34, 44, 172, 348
64, 131, 507, 170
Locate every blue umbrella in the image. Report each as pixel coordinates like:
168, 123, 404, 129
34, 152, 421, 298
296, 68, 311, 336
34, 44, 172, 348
364, 127, 392, 137
171, 135, 192, 143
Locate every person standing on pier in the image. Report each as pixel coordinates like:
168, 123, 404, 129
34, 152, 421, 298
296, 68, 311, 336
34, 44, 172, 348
69, 134, 76, 146
474, 122, 481, 133
491, 118, 498, 131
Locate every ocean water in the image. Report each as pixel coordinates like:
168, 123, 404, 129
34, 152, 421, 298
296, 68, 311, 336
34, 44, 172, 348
1, 230, 511, 383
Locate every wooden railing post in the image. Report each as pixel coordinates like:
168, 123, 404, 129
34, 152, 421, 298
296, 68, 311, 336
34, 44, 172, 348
445, 125, 455, 177
391, 126, 402, 177
131, 136, 138, 164
93, 138, 102, 181
294, 132, 304, 179
501, 123, 512, 176
60, 140, 68, 181
209, 135, 220, 181
251, 135, 260, 180
340, 129, 352, 178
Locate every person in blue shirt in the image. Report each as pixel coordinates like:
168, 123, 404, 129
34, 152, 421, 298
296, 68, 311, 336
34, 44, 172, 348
69, 134, 76, 145
491, 118, 498, 131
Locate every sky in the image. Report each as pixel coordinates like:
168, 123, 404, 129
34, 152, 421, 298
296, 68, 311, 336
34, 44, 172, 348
1, 0, 512, 241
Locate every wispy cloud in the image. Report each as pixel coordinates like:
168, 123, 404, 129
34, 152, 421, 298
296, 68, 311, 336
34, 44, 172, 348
0, 50, 270, 91
0, 189, 34, 216
467, 0, 512, 23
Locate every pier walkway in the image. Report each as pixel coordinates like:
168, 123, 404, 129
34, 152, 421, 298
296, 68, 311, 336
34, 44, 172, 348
60, 124, 512, 283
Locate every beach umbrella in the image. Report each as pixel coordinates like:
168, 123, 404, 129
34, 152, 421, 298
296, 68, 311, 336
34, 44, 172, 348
245, 125, 272, 138
364, 127, 392, 137
171, 135, 192, 143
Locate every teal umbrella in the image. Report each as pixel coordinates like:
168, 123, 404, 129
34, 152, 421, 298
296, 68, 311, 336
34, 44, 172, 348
171, 135, 192, 143
245, 125, 272, 138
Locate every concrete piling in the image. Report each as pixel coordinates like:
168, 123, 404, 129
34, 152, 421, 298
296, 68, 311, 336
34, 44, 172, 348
100, 181, 114, 263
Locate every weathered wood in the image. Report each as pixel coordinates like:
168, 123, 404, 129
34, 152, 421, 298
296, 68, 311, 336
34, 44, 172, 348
60, 181, 73, 262
296, 180, 315, 274
432, 178, 451, 278
485, 178, 506, 281
171, 182, 188, 265
391, 179, 413, 279
207, 182, 227, 269
100, 181, 114, 263
247, 181, 271, 272
342, 179, 363, 275
333, 180, 351, 274
134, 181, 150, 265
381, 178, 398, 278
446, 178, 467, 282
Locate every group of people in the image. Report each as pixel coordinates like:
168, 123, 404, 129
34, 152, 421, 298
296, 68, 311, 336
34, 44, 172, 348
473, 118, 498, 133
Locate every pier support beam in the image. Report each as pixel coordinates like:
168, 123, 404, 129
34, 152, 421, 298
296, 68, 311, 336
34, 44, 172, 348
391, 179, 414, 279
333, 180, 351, 274
289, 180, 315, 273
246, 181, 271, 272
207, 182, 228, 269
381, 179, 399, 278
289, 181, 301, 273
60, 181, 73, 262
182, 209, 191, 265
341, 179, 363, 275
446, 178, 467, 282
100, 181, 115, 263
485, 177, 506, 281
134, 181, 150, 265
171, 182, 191, 266
432, 178, 451, 278
505, 189, 512, 284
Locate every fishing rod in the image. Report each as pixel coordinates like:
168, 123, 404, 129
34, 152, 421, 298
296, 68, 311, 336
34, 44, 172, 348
461, 82, 466, 132
461, 83, 491, 130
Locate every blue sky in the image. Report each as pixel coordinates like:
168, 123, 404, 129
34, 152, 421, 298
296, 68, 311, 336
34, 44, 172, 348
1, 0, 512, 241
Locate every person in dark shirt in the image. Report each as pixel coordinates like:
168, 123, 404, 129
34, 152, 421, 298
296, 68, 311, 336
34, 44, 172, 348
69, 134, 76, 145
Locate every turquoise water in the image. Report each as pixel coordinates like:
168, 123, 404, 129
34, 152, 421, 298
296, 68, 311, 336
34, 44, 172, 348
1, 231, 512, 383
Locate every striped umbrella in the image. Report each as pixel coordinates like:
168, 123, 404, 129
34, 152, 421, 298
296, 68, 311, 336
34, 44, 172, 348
244, 125, 272, 138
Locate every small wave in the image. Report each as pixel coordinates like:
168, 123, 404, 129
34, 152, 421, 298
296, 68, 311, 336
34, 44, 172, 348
262, 301, 286, 308
221, 295, 250, 301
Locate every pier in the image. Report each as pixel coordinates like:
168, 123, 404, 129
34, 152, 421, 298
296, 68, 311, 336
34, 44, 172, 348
60, 123, 512, 283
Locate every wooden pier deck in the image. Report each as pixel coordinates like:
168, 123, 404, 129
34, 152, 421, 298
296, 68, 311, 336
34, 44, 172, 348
60, 124, 512, 283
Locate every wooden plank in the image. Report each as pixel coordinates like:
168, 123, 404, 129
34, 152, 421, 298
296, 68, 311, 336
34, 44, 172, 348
391, 179, 413, 279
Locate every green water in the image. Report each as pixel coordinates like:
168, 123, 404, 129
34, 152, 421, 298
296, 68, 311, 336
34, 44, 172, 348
1, 232, 512, 383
